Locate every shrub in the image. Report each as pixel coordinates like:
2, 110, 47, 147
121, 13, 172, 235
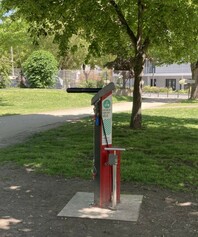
0, 58, 11, 88
143, 86, 172, 93
0, 76, 9, 88
22, 50, 58, 88
81, 79, 96, 88
96, 79, 104, 88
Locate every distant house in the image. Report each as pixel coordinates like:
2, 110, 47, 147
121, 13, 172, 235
142, 62, 192, 90
9, 63, 192, 90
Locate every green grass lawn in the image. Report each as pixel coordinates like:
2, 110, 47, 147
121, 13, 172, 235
0, 103, 197, 192
0, 88, 132, 116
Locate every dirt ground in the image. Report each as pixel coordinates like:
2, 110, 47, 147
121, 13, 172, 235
0, 163, 197, 237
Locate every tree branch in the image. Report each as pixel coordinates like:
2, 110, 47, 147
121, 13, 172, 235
137, 0, 144, 39
143, 36, 150, 52
136, 0, 147, 53
109, 0, 137, 47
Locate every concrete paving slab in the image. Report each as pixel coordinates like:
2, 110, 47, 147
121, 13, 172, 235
58, 192, 143, 222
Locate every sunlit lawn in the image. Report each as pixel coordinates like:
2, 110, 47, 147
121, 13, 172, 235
0, 88, 132, 116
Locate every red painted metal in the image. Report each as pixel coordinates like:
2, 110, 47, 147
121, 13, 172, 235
93, 85, 122, 208
99, 92, 112, 207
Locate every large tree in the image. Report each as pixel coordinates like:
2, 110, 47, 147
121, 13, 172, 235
0, 13, 61, 69
2, 0, 197, 128
0, 15, 34, 68
148, 1, 198, 99
190, 61, 198, 99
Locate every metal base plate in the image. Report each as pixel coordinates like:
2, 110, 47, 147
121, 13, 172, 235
58, 192, 143, 222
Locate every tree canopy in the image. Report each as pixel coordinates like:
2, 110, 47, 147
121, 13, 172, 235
0, 15, 34, 67
2, 0, 197, 127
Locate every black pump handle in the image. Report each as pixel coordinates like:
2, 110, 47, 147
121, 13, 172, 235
66, 88, 102, 93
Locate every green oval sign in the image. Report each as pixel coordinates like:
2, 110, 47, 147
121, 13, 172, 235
103, 99, 111, 109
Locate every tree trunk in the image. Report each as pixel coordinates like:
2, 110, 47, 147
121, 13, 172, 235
130, 75, 142, 129
82, 64, 91, 83
122, 71, 127, 89
130, 53, 145, 129
109, 0, 148, 129
190, 61, 198, 99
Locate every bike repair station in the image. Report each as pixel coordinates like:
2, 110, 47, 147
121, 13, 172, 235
58, 82, 143, 221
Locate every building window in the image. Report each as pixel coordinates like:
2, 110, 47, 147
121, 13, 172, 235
144, 60, 156, 74
148, 65, 156, 73
150, 78, 156, 86
165, 79, 176, 90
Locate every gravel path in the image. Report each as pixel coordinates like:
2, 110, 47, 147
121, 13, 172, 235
0, 98, 170, 148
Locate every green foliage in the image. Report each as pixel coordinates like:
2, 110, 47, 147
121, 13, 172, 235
83, 79, 96, 88
143, 86, 172, 93
0, 56, 11, 88
3, 0, 195, 62
59, 34, 116, 69
80, 78, 105, 88
0, 75, 10, 88
0, 14, 63, 70
59, 35, 90, 69
148, 1, 198, 64
0, 16, 34, 68
22, 50, 58, 88
143, 86, 189, 95
96, 79, 105, 88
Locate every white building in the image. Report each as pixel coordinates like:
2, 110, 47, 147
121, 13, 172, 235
143, 62, 192, 90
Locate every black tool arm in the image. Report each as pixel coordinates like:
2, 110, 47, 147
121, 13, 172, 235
66, 82, 115, 105
66, 88, 102, 93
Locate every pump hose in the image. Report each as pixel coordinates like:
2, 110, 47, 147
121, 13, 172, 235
101, 116, 109, 148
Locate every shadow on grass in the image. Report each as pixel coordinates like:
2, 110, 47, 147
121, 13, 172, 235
0, 111, 197, 192
113, 112, 198, 127
0, 97, 14, 107
141, 96, 198, 104
113, 95, 132, 102
0, 113, 21, 117
113, 112, 198, 191
180, 99, 198, 104
142, 97, 185, 104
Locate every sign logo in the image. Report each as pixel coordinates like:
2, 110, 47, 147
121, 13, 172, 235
103, 99, 111, 109
102, 95, 112, 145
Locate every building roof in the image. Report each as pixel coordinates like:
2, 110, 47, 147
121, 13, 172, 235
156, 63, 191, 74
143, 63, 191, 76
